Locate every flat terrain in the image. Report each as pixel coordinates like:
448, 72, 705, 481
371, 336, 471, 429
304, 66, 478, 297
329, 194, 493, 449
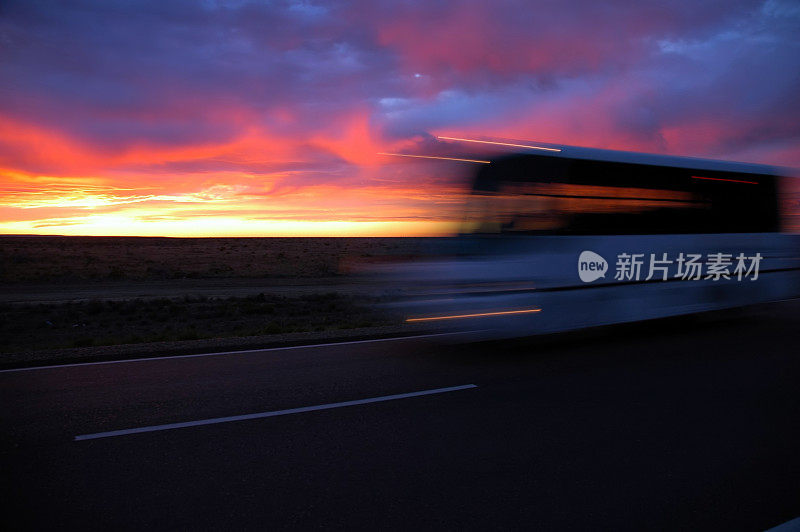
2, 300, 799, 531
0, 235, 444, 282
0, 291, 399, 354
0, 236, 443, 355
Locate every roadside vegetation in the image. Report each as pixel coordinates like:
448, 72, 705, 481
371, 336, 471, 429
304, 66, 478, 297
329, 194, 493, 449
0, 293, 401, 353
0, 236, 447, 356
0, 236, 440, 281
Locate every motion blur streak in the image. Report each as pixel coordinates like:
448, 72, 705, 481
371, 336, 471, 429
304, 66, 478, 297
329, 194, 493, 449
436, 136, 562, 152
406, 308, 542, 322
691, 175, 759, 185
378, 153, 491, 164
383, 146, 800, 340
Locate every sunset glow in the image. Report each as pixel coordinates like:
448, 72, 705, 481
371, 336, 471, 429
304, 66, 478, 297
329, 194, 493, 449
1, 1, 798, 236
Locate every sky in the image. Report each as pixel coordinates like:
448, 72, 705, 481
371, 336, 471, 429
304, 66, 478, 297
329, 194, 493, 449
1, 0, 799, 236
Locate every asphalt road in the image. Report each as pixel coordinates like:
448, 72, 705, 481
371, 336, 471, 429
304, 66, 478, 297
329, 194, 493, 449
2, 303, 799, 531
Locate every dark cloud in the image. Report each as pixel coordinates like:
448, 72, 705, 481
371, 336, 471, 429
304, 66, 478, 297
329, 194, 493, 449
0, 0, 798, 183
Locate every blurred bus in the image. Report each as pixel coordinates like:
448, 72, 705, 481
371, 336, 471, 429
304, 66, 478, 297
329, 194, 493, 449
385, 146, 800, 338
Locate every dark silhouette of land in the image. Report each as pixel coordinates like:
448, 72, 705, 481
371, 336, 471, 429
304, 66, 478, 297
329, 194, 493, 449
0, 236, 447, 357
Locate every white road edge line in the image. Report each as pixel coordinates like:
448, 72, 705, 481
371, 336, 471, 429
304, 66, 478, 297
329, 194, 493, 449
74, 384, 478, 441
0, 331, 485, 374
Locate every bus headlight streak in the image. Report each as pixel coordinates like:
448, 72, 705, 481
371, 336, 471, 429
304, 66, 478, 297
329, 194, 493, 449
436, 136, 562, 152
406, 308, 542, 322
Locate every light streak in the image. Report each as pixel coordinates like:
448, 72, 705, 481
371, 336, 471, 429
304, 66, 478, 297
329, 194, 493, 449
406, 308, 541, 322
436, 136, 562, 152
378, 153, 490, 164
691, 175, 758, 185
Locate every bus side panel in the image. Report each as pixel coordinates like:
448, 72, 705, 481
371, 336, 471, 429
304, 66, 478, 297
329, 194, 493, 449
386, 233, 800, 338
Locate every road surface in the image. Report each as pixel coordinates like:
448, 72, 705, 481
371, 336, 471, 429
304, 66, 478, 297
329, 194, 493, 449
2, 303, 799, 530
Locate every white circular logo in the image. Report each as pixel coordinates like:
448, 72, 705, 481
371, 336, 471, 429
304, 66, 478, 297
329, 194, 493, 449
578, 250, 607, 283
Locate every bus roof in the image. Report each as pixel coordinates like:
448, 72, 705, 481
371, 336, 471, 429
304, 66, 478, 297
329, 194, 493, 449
471, 139, 784, 176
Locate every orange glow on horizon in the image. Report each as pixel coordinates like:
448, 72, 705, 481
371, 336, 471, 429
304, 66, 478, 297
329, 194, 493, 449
0, 110, 473, 236
0, 216, 459, 237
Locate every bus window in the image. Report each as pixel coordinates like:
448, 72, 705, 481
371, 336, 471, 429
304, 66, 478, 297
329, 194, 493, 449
467, 154, 780, 235
464, 182, 709, 235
